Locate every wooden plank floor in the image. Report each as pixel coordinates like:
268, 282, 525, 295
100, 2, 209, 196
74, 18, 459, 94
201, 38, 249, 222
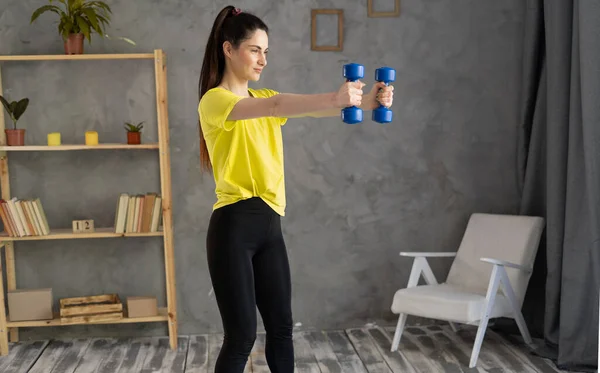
0, 325, 573, 372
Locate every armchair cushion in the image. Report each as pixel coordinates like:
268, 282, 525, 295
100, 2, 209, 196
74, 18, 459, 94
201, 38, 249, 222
391, 283, 512, 323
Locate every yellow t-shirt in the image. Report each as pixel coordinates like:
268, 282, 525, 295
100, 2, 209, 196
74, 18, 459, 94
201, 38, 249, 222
198, 87, 288, 216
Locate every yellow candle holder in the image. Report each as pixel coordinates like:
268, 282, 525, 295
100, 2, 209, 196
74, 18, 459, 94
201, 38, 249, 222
47, 132, 61, 146
85, 131, 98, 146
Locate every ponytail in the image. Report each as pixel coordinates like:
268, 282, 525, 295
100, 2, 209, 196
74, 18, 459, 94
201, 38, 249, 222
198, 6, 234, 172
198, 5, 269, 172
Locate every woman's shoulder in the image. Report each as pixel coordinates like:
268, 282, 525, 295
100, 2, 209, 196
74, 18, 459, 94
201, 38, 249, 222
199, 87, 236, 111
201, 86, 229, 101
200, 87, 280, 100
249, 87, 281, 98
198, 86, 280, 118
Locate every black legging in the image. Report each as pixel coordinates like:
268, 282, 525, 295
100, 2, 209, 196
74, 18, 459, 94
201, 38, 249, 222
206, 197, 294, 373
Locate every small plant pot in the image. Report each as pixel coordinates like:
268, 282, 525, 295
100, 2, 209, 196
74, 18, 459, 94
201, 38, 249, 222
5, 129, 25, 146
64, 33, 84, 55
127, 132, 141, 145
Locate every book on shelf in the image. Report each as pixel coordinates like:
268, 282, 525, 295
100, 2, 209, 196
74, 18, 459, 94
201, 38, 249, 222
114, 193, 162, 234
0, 197, 50, 237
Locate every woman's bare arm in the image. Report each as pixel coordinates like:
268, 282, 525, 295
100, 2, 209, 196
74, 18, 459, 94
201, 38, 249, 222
226, 82, 362, 121
227, 92, 336, 120
306, 82, 394, 118
227, 81, 394, 120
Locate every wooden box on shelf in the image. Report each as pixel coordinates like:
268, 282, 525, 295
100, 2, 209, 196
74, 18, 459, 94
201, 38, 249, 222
59, 293, 123, 325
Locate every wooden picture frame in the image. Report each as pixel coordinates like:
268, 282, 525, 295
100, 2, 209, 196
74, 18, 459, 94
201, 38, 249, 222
367, 0, 400, 17
311, 9, 344, 51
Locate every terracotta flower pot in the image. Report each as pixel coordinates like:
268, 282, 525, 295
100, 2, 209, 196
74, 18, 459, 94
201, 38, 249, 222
5, 129, 25, 146
127, 132, 141, 145
64, 33, 84, 55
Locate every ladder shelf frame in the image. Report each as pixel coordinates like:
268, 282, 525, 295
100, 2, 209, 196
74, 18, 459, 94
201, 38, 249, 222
0, 50, 178, 355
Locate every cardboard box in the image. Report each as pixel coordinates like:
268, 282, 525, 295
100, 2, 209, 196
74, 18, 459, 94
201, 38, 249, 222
127, 296, 158, 318
8, 288, 53, 321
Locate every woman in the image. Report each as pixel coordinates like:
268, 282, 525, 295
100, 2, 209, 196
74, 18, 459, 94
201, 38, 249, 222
198, 5, 393, 373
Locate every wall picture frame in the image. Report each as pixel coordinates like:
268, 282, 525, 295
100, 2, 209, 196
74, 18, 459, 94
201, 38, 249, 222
311, 9, 344, 51
367, 0, 400, 17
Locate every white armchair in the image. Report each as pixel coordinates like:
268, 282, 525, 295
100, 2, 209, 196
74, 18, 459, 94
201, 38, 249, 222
390, 213, 545, 368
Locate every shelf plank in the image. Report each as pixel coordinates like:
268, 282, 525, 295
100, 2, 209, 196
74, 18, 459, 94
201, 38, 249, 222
0, 143, 159, 151
0, 53, 155, 61
6, 307, 168, 327
0, 227, 163, 241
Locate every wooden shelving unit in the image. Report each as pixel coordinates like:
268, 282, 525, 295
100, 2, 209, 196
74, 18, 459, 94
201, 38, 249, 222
6, 308, 169, 328
0, 50, 177, 356
0, 143, 159, 151
0, 227, 164, 241
0, 53, 155, 61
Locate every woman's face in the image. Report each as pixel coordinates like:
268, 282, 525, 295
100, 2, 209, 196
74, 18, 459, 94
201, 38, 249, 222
225, 29, 269, 82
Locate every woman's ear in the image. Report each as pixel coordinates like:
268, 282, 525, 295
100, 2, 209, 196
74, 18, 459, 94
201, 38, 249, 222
222, 41, 233, 59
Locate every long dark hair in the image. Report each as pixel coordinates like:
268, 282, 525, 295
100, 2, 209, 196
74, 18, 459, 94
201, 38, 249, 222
198, 5, 269, 171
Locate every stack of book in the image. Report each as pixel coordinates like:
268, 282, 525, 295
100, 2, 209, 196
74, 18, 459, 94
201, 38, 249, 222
113, 193, 162, 234
0, 198, 50, 237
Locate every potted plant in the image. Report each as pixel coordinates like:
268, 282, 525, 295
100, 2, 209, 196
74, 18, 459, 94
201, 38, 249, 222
0, 95, 29, 146
124, 121, 144, 144
30, 0, 135, 54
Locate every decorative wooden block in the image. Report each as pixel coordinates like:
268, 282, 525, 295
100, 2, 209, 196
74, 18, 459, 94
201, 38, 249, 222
311, 9, 344, 51
85, 131, 98, 145
72, 219, 94, 233
59, 293, 123, 325
367, 0, 400, 17
47, 132, 61, 146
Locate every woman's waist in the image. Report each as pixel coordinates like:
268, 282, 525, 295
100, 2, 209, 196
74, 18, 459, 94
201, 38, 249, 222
216, 196, 276, 215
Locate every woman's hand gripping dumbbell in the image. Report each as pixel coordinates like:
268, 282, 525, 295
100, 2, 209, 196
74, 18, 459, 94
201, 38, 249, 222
336, 63, 395, 124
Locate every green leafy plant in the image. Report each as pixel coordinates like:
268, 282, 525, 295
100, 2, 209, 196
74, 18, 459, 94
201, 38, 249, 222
30, 0, 135, 45
124, 121, 144, 132
0, 96, 29, 130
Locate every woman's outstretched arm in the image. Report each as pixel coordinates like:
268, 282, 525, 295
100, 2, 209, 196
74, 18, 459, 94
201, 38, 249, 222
227, 81, 394, 121
300, 82, 394, 118
226, 81, 364, 121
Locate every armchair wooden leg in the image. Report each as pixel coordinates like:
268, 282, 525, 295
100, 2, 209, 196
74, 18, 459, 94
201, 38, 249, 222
391, 313, 407, 351
498, 266, 533, 345
449, 322, 459, 332
470, 265, 501, 368
391, 258, 425, 352
392, 255, 459, 352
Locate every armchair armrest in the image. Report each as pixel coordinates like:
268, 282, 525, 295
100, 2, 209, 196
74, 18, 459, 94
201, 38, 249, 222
480, 257, 532, 272
400, 252, 457, 258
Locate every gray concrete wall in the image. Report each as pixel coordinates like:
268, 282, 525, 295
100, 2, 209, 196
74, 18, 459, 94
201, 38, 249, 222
0, 0, 524, 339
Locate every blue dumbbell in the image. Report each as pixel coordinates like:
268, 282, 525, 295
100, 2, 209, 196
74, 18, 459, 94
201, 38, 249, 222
372, 67, 396, 124
341, 63, 364, 124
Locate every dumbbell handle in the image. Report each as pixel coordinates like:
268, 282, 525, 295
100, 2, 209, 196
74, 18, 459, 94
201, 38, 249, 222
372, 67, 396, 124
342, 63, 365, 124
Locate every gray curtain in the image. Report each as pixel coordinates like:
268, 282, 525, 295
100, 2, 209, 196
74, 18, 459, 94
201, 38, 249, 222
517, 0, 600, 371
